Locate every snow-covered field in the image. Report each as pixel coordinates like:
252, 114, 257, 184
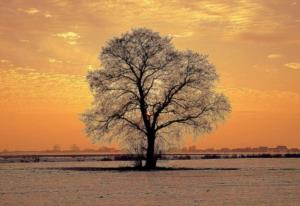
0, 159, 299, 206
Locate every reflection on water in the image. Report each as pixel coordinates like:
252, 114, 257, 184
0, 159, 299, 206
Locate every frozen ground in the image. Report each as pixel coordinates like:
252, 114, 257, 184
0, 159, 299, 206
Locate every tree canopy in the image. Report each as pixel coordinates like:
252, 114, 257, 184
81, 28, 231, 168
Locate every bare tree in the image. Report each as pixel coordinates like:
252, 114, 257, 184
52, 144, 61, 152
70, 144, 80, 152
81, 28, 231, 169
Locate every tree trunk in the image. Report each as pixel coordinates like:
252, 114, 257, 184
145, 133, 156, 169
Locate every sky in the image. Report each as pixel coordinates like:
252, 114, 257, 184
0, 0, 299, 151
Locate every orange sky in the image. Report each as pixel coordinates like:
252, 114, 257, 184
0, 0, 299, 151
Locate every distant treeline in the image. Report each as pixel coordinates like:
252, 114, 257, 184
1, 152, 299, 163
1, 146, 121, 154
105, 153, 300, 161
1, 145, 299, 155
177, 145, 300, 153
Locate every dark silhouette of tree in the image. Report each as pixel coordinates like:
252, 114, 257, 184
70, 144, 80, 152
81, 28, 231, 169
52, 144, 61, 152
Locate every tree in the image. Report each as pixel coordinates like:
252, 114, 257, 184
52, 144, 61, 152
81, 28, 231, 169
70, 144, 80, 152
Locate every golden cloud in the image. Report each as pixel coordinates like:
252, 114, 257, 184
48, 58, 63, 64
0, 69, 90, 113
54, 32, 81, 45
0, 59, 9, 63
267, 54, 281, 59
24, 8, 40, 15
44, 12, 52, 18
284, 62, 300, 70
171, 32, 194, 38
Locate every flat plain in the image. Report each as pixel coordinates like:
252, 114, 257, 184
0, 158, 299, 206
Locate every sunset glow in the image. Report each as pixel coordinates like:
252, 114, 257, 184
1, 0, 299, 151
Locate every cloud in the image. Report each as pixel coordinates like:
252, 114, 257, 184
48, 58, 63, 64
19, 39, 30, 43
24, 8, 40, 15
44, 12, 52, 18
18, 8, 52, 18
267, 54, 281, 59
55, 32, 81, 45
15, 66, 36, 72
87, 65, 94, 70
0, 69, 90, 111
170, 31, 193, 38
284, 62, 300, 70
0, 59, 9, 63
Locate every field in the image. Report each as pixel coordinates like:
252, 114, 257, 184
0, 158, 299, 206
